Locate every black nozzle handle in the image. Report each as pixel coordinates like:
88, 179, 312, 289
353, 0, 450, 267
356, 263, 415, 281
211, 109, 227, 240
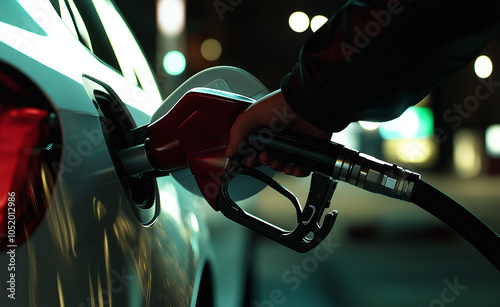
217, 161, 337, 253
247, 129, 344, 175
248, 129, 420, 201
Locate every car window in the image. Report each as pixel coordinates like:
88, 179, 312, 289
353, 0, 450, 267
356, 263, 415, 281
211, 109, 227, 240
50, 0, 123, 76
91, 0, 140, 86
66, 0, 94, 54
92, 0, 163, 102
49, 0, 61, 15
50, 0, 162, 102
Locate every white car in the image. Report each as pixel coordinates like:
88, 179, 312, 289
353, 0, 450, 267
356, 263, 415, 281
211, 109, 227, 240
0, 1, 257, 306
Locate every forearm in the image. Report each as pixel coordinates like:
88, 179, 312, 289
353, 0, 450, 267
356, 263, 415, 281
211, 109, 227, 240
281, 0, 500, 132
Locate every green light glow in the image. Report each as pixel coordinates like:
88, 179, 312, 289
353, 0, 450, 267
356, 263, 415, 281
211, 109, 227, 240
163, 51, 186, 76
379, 107, 433, 140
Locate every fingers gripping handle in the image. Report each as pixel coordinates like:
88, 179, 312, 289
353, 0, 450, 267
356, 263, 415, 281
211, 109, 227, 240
217, 163, 338, 253
248, 129, 421, 202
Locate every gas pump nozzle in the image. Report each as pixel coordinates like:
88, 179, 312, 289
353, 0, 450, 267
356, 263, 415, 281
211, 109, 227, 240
117, 65, 420, 252
118, 86, 420, 253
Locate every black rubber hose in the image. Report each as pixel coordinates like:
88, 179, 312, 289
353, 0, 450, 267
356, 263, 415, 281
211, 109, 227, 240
411, 179, 500, 272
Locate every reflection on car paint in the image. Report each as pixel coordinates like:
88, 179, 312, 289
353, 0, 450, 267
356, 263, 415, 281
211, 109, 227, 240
22, 174, 201, 306
46, 182, 77, 261
0, 1, 250, 305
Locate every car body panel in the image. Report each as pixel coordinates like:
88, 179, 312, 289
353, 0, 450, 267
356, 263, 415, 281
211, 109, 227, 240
0, 1, 235, 306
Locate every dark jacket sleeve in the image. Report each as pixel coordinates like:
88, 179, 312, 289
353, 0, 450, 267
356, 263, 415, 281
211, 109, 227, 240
280, 0, 500, 132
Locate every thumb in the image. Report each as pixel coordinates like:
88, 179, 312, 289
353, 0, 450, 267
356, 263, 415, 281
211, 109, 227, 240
226, 89, 287, 158
226, 109, 263, 158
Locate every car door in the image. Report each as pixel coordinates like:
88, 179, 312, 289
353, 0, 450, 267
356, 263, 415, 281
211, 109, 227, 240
0, 1, 212, 306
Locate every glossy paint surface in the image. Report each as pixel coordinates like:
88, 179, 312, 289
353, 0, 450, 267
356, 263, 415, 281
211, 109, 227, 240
0, 1, 216, 306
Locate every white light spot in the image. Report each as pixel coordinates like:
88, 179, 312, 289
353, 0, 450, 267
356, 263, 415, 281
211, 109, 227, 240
289, 11, 309, 33
486, 124, 500, 157
474, 55, 493, 79
380, 108, 419, 139
190, 213, 199, 232
157, 0, 185, 36
310, 15, 328, 32
359, 121, 380, 131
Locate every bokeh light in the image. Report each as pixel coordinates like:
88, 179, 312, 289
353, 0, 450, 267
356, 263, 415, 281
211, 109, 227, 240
310, 15, 328, 32
474, 55, 493, 79
289, 11, 309, 33
359, 121, 381, 131
201, 38, 222, 61
163, 51, 186, 75
454, 129, 482, 178
486, 124, 500, 157
157, 0, 185, 36
379, 108, 433, 140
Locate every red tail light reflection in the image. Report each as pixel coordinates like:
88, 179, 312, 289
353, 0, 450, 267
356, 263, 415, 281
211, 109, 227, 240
0, 63, 61, 250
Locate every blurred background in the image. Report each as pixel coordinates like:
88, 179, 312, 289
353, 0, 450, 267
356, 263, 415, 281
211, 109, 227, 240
113, 0, 500, 306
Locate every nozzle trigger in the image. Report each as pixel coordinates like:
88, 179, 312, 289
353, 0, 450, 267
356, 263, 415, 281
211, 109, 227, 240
217, 161, 338, 253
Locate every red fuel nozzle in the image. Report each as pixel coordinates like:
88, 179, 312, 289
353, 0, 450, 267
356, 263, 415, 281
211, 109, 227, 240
119, 88, 254, 209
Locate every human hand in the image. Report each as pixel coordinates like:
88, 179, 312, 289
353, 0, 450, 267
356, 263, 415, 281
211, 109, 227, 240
226, 89, 332, 177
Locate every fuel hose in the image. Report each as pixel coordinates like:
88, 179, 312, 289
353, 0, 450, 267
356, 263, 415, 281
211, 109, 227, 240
411, 179, 500, 272
249, 129, 500, 270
